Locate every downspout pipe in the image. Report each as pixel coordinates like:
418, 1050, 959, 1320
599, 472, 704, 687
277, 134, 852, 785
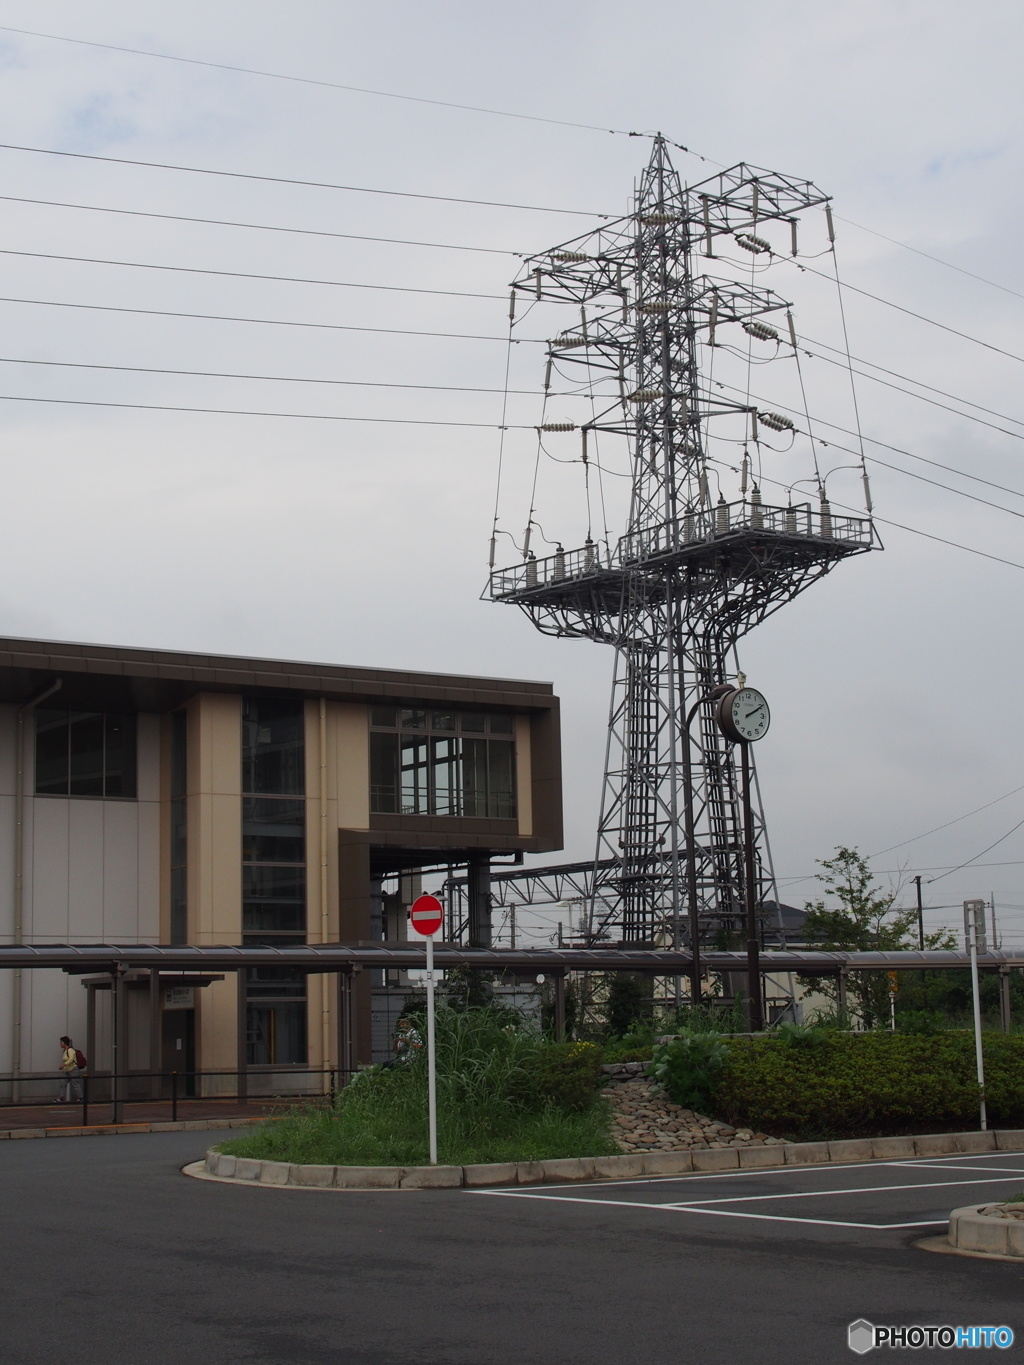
12, 678, 61, 1098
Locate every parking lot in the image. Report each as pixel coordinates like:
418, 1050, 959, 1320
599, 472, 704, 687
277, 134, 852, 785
3, 1132, 1024, 1364
470, 1149, 1024, 1245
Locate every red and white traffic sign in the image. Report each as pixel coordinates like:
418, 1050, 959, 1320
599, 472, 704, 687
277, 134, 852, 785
409, 894, 444, 938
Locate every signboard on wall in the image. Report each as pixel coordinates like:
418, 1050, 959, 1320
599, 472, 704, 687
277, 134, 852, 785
164, 986, 194, 1010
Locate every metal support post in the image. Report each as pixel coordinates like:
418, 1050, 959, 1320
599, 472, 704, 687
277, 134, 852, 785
554, 972, 566, 1042
838, 967, 848, 1021
965, 899, 987, 1130
236, 968, 248, 1105
999, 967, 1012, 1034
112, 967, 127, 1122
337, 969, 355, 1084
149, 968, 161, 1100
467, 853, 493, 948
740, 743, 762, 1031
914, 875, 924, 950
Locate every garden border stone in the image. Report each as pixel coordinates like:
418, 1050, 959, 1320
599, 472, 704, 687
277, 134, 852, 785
947, 1204, 1024, 1258
195, 1128, 1024, 1190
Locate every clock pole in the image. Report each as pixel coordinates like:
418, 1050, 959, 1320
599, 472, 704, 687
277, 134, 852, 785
715, 685, 770, 1032
739, 740, 763, 1032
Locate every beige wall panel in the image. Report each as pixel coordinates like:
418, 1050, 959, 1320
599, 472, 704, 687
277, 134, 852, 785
187, 694, 242, 1078
190, 694, 242, 947
0, 792, 15, 939
334, 703, 369, 832
101, 801, 140, 940
515, 714, 533, 838
198, 975, 238, 1085
68, 801, 105, 940
27, 799, 69, 940
136, 798, 161, 942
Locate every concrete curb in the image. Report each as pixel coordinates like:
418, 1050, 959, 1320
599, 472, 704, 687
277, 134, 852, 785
0, 1117, 263, 1140
197, 1127, 1024, 1190
947, 1203, 1024, 1258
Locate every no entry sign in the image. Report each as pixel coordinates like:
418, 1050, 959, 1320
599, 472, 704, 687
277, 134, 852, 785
409, 894, 444, 938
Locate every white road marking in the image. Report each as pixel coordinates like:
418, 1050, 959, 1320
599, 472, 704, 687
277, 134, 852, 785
469, 1189, 946, 1230
660, 1174, 1024, 1208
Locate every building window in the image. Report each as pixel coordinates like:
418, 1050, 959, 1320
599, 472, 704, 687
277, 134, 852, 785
242, 696, 307, 1065
35, 709, 137, 798
170, 710, 187, 945
369, 708, 517, 818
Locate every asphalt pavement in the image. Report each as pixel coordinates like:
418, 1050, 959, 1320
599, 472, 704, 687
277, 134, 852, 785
3, 1132, 1023, 1364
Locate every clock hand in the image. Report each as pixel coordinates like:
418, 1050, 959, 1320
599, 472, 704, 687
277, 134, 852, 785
744, 705, 765, 718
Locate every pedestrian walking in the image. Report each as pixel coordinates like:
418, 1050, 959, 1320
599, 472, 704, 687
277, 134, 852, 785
57, 1035, 83, 1103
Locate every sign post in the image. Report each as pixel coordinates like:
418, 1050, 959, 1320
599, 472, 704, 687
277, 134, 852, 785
410, 894, 444, 1165
964, 899, 988, 1131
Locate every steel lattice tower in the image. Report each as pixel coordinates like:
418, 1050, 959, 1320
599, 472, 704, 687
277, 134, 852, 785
489, 138, 876, 951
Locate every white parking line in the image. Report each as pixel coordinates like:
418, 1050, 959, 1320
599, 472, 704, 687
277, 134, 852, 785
470, 1189, 946, 1230
660, 1174, 1024, 1208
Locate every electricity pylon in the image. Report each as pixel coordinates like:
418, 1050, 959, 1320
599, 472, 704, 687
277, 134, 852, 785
489, 138, 876, 952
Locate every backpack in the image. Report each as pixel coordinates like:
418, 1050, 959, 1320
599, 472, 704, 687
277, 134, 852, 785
75, 1049, 87, 1070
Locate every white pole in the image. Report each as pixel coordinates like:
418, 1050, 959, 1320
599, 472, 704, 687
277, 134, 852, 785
426, 933, 437, 1164
968, 905, 987, 1131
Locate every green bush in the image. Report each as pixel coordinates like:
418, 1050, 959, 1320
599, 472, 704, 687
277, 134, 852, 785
651, 1033, 730, 1110
714, 1031, 1024, 1140
513, 1041, 605, 1111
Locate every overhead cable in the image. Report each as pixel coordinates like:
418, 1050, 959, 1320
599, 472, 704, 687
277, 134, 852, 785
0, 141, 613, 218
0, 24, 656, 141
0, 194, 523, 257
870, 782, 1024, 858
0, 294, 538, 344
0, 247, 505, 301
836, 214, 1024, 304
0, 353, 556, 397
789, 257, 1024, 367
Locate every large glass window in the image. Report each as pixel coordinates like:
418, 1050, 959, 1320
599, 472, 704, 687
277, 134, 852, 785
170, 710, 187, 945
369, 709, 517, 818
242, 697, 307, 1065
35, 709, 137, 798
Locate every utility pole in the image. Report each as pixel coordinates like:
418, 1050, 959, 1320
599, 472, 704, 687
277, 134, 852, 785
914, 875, 924, 950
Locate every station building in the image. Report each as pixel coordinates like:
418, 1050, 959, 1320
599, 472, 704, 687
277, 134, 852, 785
0, 637, 562, 1093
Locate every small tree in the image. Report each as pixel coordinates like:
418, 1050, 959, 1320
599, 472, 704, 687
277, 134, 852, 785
797, 847, 951, 1028
603, 973, 647, 1038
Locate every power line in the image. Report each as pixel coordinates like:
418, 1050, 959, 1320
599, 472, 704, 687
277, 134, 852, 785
0, 141, 613, 218
0, 193, 522, 257
800, 337, 1024, 445
870, 783, 1024, 857
0, 294, 540, 344
836, 214, 1024, 304
928, 816, 1024, 884
0, 353, 552, 397
0, 392, 519, 427
0, 247, 505, 301
713, 377, 1024, 517
789, 256, 1024, 368
0, 24, 653, 141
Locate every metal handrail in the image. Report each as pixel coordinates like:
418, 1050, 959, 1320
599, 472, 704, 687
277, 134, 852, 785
490, 499, 873, 596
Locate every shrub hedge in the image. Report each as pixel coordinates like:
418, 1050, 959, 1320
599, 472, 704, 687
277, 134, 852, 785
713, 1032, 1024, 1140
512, 1041, 605, 1111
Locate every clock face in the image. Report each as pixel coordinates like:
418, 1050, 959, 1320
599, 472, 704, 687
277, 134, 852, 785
724, 687, 770, 743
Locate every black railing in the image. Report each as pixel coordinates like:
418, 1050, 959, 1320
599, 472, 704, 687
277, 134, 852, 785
0, 1067, 341, 1127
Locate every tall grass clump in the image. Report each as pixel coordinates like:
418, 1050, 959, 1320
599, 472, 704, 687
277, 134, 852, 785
221, 1006, 617, 1167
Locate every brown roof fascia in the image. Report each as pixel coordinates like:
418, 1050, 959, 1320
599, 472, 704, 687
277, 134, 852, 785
0, 635, 556, 710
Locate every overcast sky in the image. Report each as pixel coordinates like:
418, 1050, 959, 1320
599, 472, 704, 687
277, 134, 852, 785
0, 1, 1021, 949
